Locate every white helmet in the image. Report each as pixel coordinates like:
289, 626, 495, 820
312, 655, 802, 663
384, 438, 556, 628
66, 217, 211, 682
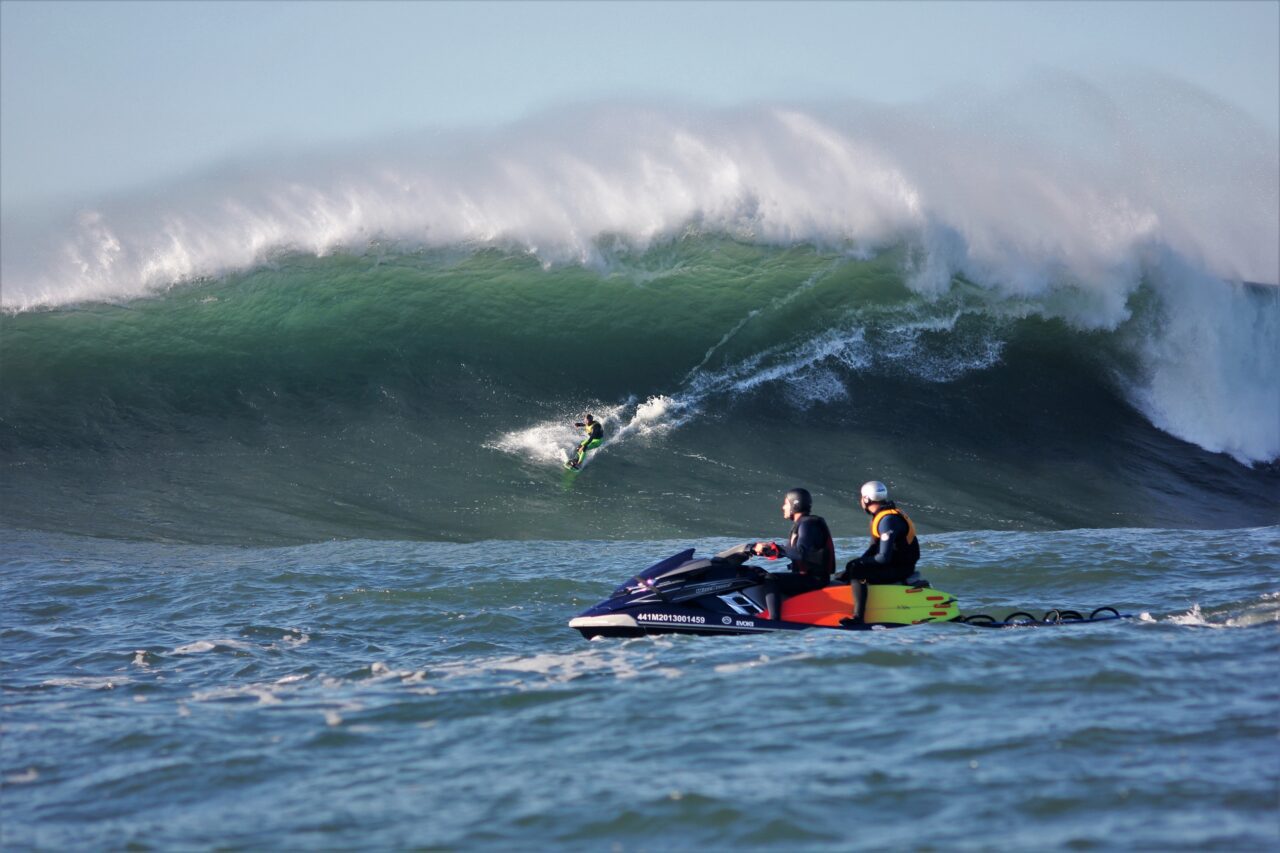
860, 480, 889, 503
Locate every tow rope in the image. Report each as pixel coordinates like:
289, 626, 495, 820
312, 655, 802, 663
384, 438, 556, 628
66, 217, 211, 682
959, 606, 1129, 627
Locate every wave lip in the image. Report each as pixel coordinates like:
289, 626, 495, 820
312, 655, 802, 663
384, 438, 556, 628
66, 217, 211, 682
1126, 263, 1280, 465
3, 75, 1276, 314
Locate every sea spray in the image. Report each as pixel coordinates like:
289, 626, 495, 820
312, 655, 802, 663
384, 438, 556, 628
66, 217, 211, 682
4, 75, 1275, 312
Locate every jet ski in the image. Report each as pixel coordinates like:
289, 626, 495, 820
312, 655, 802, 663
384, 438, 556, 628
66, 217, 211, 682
569, 545, 959, 639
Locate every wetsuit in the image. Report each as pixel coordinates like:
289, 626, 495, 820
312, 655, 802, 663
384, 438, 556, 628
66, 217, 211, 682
762, 514, 835, 619
572, 421, 604, 466
578, 420, 602, 447
840, 503, 919, 622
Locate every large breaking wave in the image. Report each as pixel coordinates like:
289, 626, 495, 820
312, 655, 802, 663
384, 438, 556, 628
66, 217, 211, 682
0, 74, 1277, 546
5, 74, 1275, 307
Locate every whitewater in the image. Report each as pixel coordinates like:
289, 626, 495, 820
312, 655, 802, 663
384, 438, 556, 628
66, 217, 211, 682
2, 76, 1279, 850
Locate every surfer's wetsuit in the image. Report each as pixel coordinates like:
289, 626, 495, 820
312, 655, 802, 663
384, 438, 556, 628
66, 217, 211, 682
840, 503, 920, 622
578, 420, 603, 448
570, 419, 604, 467
761, 514, 835, 619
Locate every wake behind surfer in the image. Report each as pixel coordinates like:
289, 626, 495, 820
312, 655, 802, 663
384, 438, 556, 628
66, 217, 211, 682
749, 488, 835, 621
837, 480, 920, 625
568, 414, 603, 469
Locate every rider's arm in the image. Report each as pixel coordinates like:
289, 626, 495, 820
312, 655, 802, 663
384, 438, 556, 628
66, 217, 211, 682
868, 515, 905, 564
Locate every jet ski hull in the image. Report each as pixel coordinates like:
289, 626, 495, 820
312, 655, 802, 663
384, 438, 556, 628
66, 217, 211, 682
570, 607, 816, 639
570, 550, 959, 639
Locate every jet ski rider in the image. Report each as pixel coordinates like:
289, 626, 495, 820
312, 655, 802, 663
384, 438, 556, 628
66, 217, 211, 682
838, 480, 920, 625
750, 488, 835, 620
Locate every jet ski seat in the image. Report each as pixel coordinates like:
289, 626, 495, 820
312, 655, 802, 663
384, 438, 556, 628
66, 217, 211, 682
824, 572, 930, 588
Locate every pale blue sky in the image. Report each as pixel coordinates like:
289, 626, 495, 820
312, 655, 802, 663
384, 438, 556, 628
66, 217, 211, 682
2, 0, 1277, 211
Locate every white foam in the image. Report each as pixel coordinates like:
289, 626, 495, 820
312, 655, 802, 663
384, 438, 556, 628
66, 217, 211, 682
490, 420, 581, 465
681, 305, 1004, 405
171, 639, 249, 655
5, 77, 1274, 313
714, 654, 780, 674
431, 647, 656, 684
4, 768, 39, 785
1168, 604, 1212, 626
41, 676, 126, 690
172, 640, 217, 655
490, 397, 683, 468
1154, 598, 1280, 629
1124, 256, 1280, 464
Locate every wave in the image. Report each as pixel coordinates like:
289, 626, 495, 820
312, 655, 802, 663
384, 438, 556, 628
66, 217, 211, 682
2, 239, 1277, 545
3, 74, 1275, 311
4, 238, 1275, 464
0, 76, 1277, 542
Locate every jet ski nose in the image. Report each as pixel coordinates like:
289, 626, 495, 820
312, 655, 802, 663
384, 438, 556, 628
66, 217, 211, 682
569, 613, 640, 639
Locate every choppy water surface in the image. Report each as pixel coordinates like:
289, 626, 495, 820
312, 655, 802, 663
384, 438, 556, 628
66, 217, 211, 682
4, 527, 1276, 850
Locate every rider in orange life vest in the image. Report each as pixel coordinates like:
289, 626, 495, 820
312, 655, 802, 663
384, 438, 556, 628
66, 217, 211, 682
837, 480, 920, 625
749, 488, 835, 620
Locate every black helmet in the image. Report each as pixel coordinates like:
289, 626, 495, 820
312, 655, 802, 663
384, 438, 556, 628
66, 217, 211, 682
783, 487, 812, 515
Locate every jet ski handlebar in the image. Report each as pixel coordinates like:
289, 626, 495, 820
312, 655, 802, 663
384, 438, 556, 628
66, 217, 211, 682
713, 544, 755, 563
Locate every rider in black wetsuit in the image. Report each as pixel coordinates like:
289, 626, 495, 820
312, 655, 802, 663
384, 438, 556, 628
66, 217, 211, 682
837, 480, 920, 625
751, 488, 835, 620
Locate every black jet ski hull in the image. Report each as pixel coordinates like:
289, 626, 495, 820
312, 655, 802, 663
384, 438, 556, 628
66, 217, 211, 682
569, 605, 843, 639
570, 546, 963, 640
571, 548, 1128, 639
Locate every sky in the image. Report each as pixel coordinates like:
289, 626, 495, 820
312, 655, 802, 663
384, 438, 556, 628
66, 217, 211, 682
1, 0, 1278, 212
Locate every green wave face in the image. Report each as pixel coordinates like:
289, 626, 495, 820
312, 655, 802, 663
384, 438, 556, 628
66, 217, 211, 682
2, 239, 1277, 543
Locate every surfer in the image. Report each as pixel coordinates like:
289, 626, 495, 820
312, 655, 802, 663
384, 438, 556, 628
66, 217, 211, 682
838, 480, 920, 625
567, 414, 603, 469
749, 488, 835, 620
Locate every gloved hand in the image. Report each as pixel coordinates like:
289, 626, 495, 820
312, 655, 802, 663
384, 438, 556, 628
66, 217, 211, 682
752, 541, 782, 559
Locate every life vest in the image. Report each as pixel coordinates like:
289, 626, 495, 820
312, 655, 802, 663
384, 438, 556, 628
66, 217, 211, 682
870, 506, 917, 545
583, 421, 603, 441
790, 515, 835, 578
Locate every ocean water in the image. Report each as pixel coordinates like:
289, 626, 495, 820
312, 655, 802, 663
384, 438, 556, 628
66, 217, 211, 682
2, 85, 1279, 849
3, 529, 1278, 849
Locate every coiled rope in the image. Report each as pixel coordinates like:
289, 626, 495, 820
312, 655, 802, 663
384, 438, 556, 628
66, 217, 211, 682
959, 606, 1126, 627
